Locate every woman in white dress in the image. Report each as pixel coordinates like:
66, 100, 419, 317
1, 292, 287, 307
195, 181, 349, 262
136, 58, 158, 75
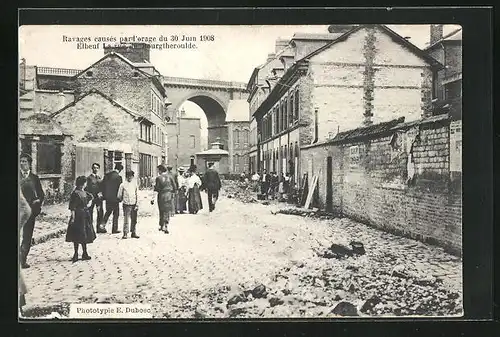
187, 170, 203, 214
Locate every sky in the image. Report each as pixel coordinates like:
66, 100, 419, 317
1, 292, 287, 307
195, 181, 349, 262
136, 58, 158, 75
19, 24, 460, 150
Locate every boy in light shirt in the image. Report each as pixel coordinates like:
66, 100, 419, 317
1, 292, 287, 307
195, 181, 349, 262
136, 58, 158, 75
117, 170, 139, 239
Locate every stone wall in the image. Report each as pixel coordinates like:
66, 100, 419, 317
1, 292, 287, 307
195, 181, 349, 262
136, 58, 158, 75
301, 116, 462, 254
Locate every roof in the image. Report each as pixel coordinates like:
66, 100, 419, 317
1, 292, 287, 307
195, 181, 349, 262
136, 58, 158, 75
332, 117, 405, 143
196, 148, 229, 156
290, 33, 342, 41
302, 24, 443, 69
73, 52, 150, 78
50, 89, 143, 120
226, 100, 250, 122
19, 113, 72, 136
425, 28, 462, 50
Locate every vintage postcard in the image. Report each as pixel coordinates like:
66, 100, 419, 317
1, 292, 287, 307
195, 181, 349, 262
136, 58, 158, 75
18, 23, 463, 319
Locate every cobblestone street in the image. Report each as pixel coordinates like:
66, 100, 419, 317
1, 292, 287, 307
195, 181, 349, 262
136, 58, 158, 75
21, 189, 462, 319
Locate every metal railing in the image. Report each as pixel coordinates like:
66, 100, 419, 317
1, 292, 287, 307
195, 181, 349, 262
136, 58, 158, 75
37, 67, 81, 76
162, 76, 247, 90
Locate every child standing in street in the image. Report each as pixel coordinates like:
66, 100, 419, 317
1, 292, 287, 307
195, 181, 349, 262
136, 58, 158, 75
117, 170, 140, 239
66, 176, 96, 263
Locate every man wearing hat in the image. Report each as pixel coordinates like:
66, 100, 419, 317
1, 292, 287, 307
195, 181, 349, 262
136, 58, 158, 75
19, 153, 45, 269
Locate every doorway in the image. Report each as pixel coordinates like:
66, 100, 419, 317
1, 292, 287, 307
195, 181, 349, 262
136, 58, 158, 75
326, 156, 333, 212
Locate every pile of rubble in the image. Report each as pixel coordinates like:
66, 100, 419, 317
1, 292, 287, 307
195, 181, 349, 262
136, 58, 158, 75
276, 207, 342, 220
164, 242, 462, 318
221, 180, 259, 203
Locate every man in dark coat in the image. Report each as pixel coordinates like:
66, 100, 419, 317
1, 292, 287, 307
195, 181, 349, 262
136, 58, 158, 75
100, 163, 123, 234
261, 169, 271, 199
19, 153, 45, 269
202, 162, 222, 212
85, 162, 103, 232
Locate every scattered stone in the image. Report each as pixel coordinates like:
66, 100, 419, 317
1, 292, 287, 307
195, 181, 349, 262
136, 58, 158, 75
262, 201, 270, 206
360, 295, 382, 313
227, 195, 233, 199
194, 309, 208, 319
227, 294, 246, 307
269, 297, 285, 307
228, 307, 247, 318
331, 301, 359, 316
350, 241, 366, 255
252, 284, 268, 299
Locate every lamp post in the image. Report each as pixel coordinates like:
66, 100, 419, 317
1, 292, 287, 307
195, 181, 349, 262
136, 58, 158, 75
176, 107, 185, 169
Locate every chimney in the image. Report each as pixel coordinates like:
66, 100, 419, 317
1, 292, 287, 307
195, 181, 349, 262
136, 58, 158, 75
55, 90, 66, 112
267, 53, 276, 63
328, 24, 358, 34
430, 24, 443, 46
104, 43, 150, 63
275, 39, 289, 54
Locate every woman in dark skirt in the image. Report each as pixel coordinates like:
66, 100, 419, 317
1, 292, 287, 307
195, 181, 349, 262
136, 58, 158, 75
66, 176, 96, 262
187, 170, 203, 214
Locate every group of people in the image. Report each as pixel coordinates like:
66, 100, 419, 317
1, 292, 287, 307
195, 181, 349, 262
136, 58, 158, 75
250, 169, 292, 200
18, 151, 223, 312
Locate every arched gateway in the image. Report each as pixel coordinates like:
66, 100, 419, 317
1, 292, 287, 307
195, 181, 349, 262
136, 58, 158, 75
162, 76, 249, 171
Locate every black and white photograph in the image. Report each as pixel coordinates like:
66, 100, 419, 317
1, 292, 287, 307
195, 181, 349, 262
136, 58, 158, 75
18, 20, 463, 319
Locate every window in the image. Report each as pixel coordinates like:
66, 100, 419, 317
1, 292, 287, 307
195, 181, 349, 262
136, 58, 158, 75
133, 71, 139, 77
140, 122, 152, 142
313, 108, 319, 144
86, 71, 93, 77
234, 154, 240, 172
284, 96, 288, 130
294, 90, 300, 121
243, 130, 249, 148
36, 141, 62, 174
139, 153, 153, 177
280, 101, 284, 132
289, 93, 294, 126
190, 135, 196, 149
234, 129, 240, 148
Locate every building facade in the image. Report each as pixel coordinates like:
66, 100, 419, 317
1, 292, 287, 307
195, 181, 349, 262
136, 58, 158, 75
166, 113, 202, 169
425, 25, 462, 177
252, 25, 442, 189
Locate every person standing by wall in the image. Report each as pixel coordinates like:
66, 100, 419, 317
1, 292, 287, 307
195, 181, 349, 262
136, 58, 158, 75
117, 170, 139, 239
152, 164, 176, 234
202, 162, 221, 212
85, 163, 103, 232
100, 163, 123, 234
19, 153, 45, 269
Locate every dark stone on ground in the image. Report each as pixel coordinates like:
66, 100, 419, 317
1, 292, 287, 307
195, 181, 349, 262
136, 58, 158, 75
331, 301, 359, 316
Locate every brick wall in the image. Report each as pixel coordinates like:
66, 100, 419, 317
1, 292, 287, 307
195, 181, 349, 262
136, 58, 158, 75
301, 116, 462, 254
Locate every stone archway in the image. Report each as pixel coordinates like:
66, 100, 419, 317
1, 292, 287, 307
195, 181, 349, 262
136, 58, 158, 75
176, 93, 228, 149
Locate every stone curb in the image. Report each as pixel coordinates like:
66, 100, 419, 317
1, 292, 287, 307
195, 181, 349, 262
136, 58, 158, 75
32, 227, 67, 246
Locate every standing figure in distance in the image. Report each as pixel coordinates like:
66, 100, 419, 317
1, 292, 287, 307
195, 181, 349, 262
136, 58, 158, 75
166, 165, 178, 217
100, 163, 123, 234
152, 164, 176, 234
176, 167, 188, 214
65, 176, 96, 263
202, 162, 221, 212
85, 162, 103, 233
19, 153, 45, 269
187, 169, 203, 214
260, 169, 270, 200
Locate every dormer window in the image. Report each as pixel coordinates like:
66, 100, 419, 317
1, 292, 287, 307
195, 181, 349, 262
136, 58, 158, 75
86, 71, 93, 77
133, 71, 139, 77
